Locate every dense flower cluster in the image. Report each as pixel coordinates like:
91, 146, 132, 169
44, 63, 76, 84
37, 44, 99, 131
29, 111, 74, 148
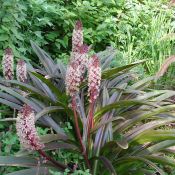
66, 21, 101, 102
72, 45, 89, 78
2, 48, 14, 80
72, 20, 83, 52
88, 55, 101, 103
16, 104, 44, 150
16, 60, 27, 82
65, 46, 89, 96
66, 21, 89, 97
65, 62, 81, 97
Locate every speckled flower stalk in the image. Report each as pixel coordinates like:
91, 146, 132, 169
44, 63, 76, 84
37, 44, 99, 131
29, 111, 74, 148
72, 20, 83, 52
65, 62, 81, 97
16, 105, 70, 171
16, 60, 27, 83
74, 45, 89, 77
2, 48, 14, 80
66, 24, 91, 169
65, 45, 89, 97
16, 104, 44, 150
87, 55, 101, 140
88, 55, 101, 103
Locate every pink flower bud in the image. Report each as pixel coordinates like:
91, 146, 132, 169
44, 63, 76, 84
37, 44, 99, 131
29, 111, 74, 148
16, 60, 27, 83
88, 55, 101, 103
16, 104, 44, 150
2, 48, 14, 80
72, 20, 83, 52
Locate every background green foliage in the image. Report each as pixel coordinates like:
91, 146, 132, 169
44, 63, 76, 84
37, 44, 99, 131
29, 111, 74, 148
1, 0, 174, 70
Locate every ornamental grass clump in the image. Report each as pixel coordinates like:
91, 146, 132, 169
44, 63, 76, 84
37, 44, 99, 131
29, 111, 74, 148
1, 21, 175, 175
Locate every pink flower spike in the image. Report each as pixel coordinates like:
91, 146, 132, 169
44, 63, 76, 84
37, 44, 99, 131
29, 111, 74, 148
16, 104, 44, 150
2, 48, 14, 80
88, 55, 101, 103
16, 60, 27, 83
65, 45, 89, 97
72, 20, 83, 52
65, 63, 81, 97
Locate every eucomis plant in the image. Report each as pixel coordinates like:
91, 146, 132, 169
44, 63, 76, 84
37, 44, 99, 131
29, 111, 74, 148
1, 21, 175, 175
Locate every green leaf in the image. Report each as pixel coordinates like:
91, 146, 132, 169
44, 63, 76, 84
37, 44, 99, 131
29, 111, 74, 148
133, 130, 175, 144
102, 139, 128, 153
5, 168, 51, 175
144, 155, 175, 168
153, 90, 175, 102
92, 116, 125, 133
95, 100, 154, 118
98, 156, 117, 175
31, 72, 67, 103
129, 76, 155, 90
0, 97, 21, 110
102, 60, 146, 79
0, 34, 9, 41
35, 106, 64, 121
0, 84, 37, 110
30, 41, 57, 76
0, 118, 16, 122
126, 119, 175, 142
115, 156, 165, 175
2, 79, 53, 103
46, 32, 58, 41
0, 156, 52, 167
138, 140, 175, 155
40, 134, 68, 143
114, 104, 175, 133
116, 138, 128, 150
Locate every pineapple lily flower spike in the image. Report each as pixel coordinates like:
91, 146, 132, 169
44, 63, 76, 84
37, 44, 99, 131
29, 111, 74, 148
65, 21, 101, 171
65, 21, 92, 170
65, 44, 89, 97
16, 104, 72, 172
72, 20, 83, 52
87, 55, 101, 140
16, 59, 27, 83
2, 48, 14, 80
16, 104, 45, 151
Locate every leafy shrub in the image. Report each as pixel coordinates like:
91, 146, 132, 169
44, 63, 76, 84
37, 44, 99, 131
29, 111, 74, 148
1, 21, 175, 175
1, 0, 174, 70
